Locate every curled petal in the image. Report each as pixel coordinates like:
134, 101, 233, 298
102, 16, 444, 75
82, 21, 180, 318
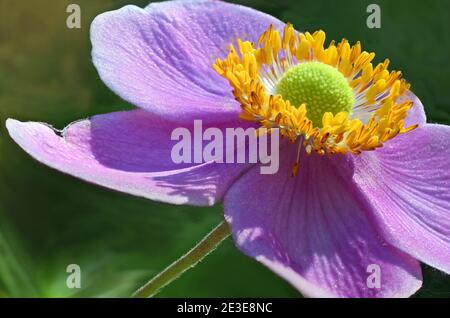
6, 110, 253, 206
402, 91, 427, 127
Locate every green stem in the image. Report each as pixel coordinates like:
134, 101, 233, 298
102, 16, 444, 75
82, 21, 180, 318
133, 221, 231, 298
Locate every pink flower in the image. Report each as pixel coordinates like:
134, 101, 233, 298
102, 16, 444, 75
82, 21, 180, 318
6, 0, 450, 297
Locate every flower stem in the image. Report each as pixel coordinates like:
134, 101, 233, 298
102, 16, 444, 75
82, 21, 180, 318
132, 220, 231, 298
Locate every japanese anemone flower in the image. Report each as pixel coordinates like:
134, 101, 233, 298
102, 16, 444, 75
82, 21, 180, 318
6, 0, 450, 298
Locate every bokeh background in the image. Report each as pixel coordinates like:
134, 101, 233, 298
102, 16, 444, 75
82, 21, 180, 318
1, 0, 449, 297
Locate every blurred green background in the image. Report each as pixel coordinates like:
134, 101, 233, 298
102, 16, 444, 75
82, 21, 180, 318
0, 0, 449, 298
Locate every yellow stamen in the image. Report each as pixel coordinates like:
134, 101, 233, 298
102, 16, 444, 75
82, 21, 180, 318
213, 23, 417, 159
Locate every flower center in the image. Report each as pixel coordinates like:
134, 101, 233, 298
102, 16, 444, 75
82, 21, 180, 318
275, 62, 355, 127
213, 23, 417, 164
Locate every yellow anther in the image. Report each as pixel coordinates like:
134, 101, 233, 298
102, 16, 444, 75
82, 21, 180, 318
213, 23, 416, 158
296, 39, 310, 60
282, 24, 295, 50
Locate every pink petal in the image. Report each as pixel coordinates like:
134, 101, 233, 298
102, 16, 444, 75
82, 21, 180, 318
224, 144, 422, 298
403, 91, 427, 127
91, 0, 283, 123
6, 110, 253, 206
353, 124, 450, 274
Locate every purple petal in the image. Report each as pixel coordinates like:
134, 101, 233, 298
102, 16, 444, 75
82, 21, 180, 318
224, 145, 422, 298
352, 124, 450, 274
6, 110, 253, 206
402, 91, 427, 127
91, 0, 283, 123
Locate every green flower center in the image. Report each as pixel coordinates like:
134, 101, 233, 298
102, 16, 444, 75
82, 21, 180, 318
275, 61, 355, 127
